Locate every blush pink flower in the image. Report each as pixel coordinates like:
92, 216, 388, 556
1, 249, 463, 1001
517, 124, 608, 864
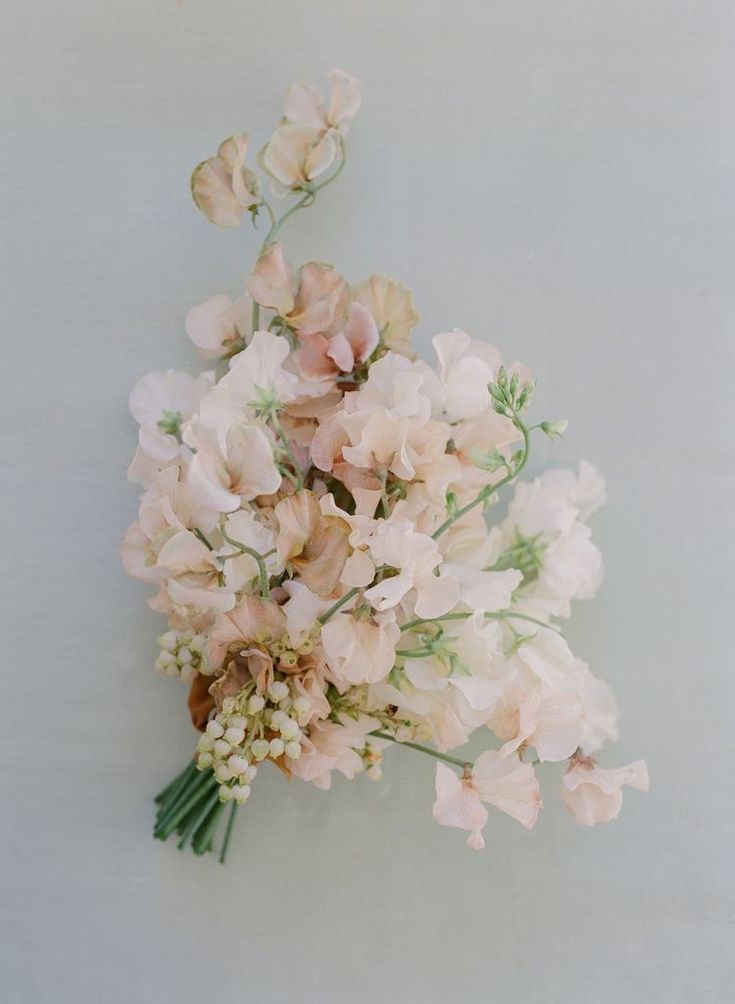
433, 751, 542, 849
562, 758, 649, 826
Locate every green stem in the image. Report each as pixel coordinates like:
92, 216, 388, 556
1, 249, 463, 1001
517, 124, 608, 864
220, 529, 270, 597
154, 771, 218, 840
250, 142, 347, 332
192, 797, 226, 855
399, 610, 561, 636
432, 413, 531, 540
269, 409, 305, 489
193, 528, 214, 551
219, 801, 239, 864
318, 586, 361, 624
370, 730, 472, 770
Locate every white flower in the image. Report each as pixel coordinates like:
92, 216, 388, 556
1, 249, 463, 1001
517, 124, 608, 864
127, 370, 214, 485
432, 328, 501, 421
185, 293, 250, 359
364, 519, 459, 619
186, 418, 281, 514
284, 70, 362, 136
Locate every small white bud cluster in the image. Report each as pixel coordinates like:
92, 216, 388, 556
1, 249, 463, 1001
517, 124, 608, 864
195, 675, 309, 803
196, 716, 257, 804
154, 630, 207, 682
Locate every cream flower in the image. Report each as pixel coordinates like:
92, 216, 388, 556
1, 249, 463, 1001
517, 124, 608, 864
432, 328, 501, 421
321, 609, 400, 685
185, 293, 250, 359
562, 758, 649, 826
284, 69, 362, 136
433, 751, 541, 849
191, 134, 259, 228
364, 519, 458, 619
260, 124, 338, 191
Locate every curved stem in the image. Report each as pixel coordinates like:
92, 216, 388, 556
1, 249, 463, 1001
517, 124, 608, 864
432, 414, 531, 540
220, 528, 270, 597
370, 730, 472, 770
318, 586, 361, 624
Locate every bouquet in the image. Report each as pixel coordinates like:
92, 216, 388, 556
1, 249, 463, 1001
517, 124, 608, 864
122, 70, 648, 862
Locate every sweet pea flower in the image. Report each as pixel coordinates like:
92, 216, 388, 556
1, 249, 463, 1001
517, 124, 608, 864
352, 274, 420, 357
247, 246, 378, 380
127, 370, 214, 486
432, 329, 502, 421
185, 418, 281, 514
185, 293, 251, 359
191, 133, 259, 228
562, 758, 649, 826
289, 713, 379, 790
284, 70, 362, 136
156, 530, 236, 614
207, 594, 287, 669
321, 609, 401, 685
274, 490, 351, 596
364, 519, 459, 619
433, 751, 542, 849
260, 124, 338, 191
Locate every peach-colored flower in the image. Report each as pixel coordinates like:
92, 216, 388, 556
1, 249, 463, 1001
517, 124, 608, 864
191, 134, 259, 228
274, 490, 350, 596
207, 594, 287, 669
562, 758, 649, 826
433, 751, 541, 849
248, 246, 377, 379
352, 274, 420, 357
321, 609, 400, 685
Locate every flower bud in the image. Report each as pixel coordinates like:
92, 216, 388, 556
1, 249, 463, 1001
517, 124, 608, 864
268, 681, 289, 703
284, 741, 302, 760
223, 727, 245, 746
249, 740, 269, 761
247, 694, 266, 714
218, 785, 234, 802
280, 718, 300, 741
214, 739, 231, 758
269, 737, 285, 757
232, 784, 251, 804
206, 720, 225, 740
293, 697, 311, 718
215, 763, 234, 782
228, 754, 249, 775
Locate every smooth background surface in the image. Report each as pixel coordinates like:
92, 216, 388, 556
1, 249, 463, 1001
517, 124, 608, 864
1, 2, 733, 1001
